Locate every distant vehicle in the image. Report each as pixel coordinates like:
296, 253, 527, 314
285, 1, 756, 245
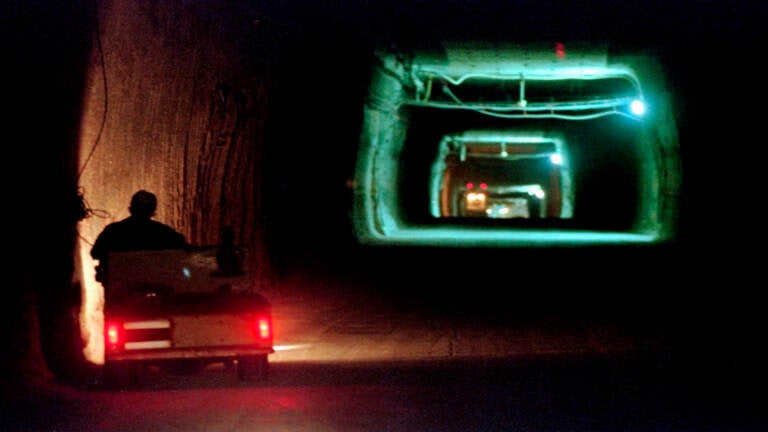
437, 133, 567, 220
101, 247, 274, 388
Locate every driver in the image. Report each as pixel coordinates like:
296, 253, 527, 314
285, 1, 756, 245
91, 190, 186, 281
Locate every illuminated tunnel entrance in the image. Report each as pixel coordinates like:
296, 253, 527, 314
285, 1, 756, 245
352, 42, 681, 247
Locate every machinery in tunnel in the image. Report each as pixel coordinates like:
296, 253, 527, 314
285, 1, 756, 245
429, 131, 573, 221
351, 41, 681, 247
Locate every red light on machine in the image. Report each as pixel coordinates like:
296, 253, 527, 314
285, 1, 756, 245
555, 42, 566, 59
479, 182, 488, 190
466, 182, 474, 189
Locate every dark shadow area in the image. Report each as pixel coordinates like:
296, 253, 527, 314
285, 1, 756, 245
4, 356, 765, 432
3, 0, 97, 392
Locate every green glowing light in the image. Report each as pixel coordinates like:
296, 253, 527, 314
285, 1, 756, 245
630, 99, 646, 115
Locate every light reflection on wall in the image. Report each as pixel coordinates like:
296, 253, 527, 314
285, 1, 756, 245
78, 238, 105, 364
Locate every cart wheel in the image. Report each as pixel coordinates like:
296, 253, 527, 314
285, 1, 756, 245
103, 360, 139, 389
236, 355, 268, 381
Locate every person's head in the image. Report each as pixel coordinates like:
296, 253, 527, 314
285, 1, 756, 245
129, 190, 158, 219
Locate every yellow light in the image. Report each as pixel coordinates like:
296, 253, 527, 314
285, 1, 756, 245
465, 192, 487, 211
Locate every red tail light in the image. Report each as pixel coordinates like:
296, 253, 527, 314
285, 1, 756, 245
255, 316, 272, 340
555, 42, 566, 59
106, 322, 122, 350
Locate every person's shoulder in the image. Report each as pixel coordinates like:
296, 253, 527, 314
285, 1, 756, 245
105, 216, 138, 228
97, 220, 125, 235
156, 221, 183, 234
150, 220, 186, 242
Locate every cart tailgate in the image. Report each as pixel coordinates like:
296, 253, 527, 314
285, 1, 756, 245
171, 313, 258, 347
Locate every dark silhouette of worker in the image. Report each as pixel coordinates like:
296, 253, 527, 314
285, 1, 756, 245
215, 225, 245, 276
91, 190, 186, 282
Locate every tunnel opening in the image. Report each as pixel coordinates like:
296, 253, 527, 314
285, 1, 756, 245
352, 42, 680, 247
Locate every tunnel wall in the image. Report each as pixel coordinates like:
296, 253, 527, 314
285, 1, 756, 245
602, 53, 681, 239
353, 55, 410, 239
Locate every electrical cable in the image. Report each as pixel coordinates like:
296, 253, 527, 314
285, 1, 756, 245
421, 84, 643, 121
76, 186, 111, 220
77, 0, 108, 182
74, 1, 110, 236
420, 68, 642, 89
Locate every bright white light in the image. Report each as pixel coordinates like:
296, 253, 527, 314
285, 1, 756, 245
527, 185, 546, 199
550, 153, 562, 165
273, 344, 310, 352
467, 192, 486, 202
630, 99, 646, 115
466, 192, 487, 211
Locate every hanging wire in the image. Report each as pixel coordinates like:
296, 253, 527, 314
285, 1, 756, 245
75, 2, 111, 228
77, 0, 108, 182
402, 84, 643, 121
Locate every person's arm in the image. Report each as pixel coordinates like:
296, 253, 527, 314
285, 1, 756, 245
90, 228, 109, 261
90, 227, 112, 282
